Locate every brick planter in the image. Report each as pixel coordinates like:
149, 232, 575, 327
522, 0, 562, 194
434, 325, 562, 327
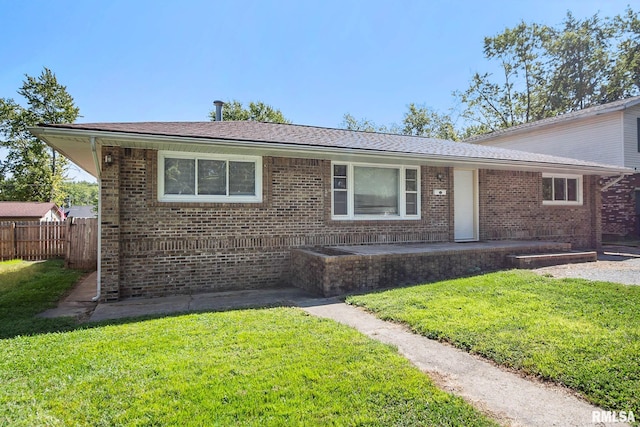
290, 241, 571, 297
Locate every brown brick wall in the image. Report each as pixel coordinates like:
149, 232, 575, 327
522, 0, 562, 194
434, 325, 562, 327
99, 148, 601, 300
478, 170, 600, 249
100, 149, 452, 300
100, 147, 121, 301
601, 173, 640, 238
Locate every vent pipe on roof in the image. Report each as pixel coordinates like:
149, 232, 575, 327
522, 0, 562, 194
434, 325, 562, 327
213, 100, 224, 121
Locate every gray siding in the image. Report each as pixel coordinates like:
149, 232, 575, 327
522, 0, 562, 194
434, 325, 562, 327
476, 113, 624, 167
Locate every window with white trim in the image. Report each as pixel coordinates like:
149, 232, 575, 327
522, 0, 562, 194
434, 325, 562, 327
332, 162, 420, 219
542, 174, 582, 205
158, 152, 262, 202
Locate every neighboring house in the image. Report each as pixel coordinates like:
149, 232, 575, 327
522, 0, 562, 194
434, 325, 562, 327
466, 96, 640, 239
0, 201, 64, 222
65, 205, 97, 218
31, 121, 630, 301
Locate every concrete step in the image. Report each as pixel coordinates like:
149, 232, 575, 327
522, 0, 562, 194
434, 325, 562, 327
506, 251, 597, 269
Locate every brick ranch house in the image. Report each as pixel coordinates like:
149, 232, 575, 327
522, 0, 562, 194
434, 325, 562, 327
467, 95, 640, 240
31, 121, 630, 301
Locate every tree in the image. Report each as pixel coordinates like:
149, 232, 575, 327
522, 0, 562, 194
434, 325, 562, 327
458, 9, 640, 137
545, 12, 614, 112
608, 8, 640, 100
340, 113, 399, 133
61, 181, 98, 207
341, 105, 457, 140
209, 100, 290, 123
0, 68, 79, 204
494, 22, 551, 122
402, 103, 459, 140
457, 21, 552, 133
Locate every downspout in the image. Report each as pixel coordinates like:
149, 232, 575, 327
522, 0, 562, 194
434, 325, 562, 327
600, 174, 626, 191
90, 136, 102, 302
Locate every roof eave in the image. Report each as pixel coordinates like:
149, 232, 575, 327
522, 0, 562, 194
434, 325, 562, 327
30, 126, 632, 177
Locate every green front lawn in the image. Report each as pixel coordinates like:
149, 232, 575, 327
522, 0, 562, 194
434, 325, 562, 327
347, 271, 640, 414
0, 309, 496, 426
0, 260, 495, 426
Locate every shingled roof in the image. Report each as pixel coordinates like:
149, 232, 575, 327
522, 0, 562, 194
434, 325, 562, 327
465, 95, 640, 144
0, 202, 59, 219
31, 121, 632, 176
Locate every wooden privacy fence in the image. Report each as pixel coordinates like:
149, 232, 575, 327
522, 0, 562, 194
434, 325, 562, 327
65, 218, 98, 270
0, 221, 65, 260
0, 219, 97, 269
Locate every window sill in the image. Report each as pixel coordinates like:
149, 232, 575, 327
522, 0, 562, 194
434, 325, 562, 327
542, 201, 583, 206
331, 215, 422, 221
159, 196, 262, 204
149, 199, 266, 209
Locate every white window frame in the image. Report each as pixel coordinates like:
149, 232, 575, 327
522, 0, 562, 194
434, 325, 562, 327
158, 151, 262, 203
331, 161, 421, 220
542, 173, 583, 206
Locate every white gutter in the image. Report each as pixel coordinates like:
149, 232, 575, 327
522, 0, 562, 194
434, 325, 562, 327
90, 136, 102, 302
600, 174, 626, 191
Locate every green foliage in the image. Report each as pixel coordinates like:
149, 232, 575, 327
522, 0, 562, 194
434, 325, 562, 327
609, 8, 640, 101
342, 105, 458, 140
456, 21, 556, 132
209, 99, 290, 123
0, 68, 80, 204
458, 8, 640, 135
545, 12, 615, 111
61, 181, 98, 208
0, 259, 83, 338
340, 113, 399, 133
341, 7, 640, 139
348, 271, 640, 414
402, 103, 459, 140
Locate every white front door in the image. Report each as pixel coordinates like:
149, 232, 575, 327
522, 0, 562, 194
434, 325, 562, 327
454, 169, 478, 242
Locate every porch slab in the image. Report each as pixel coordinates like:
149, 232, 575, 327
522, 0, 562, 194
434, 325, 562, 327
291, 240, 573, 297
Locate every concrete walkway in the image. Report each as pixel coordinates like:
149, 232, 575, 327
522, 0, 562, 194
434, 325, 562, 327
89, 287, 319, 322
38, 271, 98, 320
39, 276, 627, 426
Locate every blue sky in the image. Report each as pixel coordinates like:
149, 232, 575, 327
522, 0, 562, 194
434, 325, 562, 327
0, 0, 634, 181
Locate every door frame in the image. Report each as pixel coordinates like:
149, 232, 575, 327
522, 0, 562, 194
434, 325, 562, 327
453, 168, 479, 242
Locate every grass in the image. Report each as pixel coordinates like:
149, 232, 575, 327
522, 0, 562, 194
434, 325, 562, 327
0, 259, 85, 338
0, 260, 496, 426
347, 270, 640, 414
